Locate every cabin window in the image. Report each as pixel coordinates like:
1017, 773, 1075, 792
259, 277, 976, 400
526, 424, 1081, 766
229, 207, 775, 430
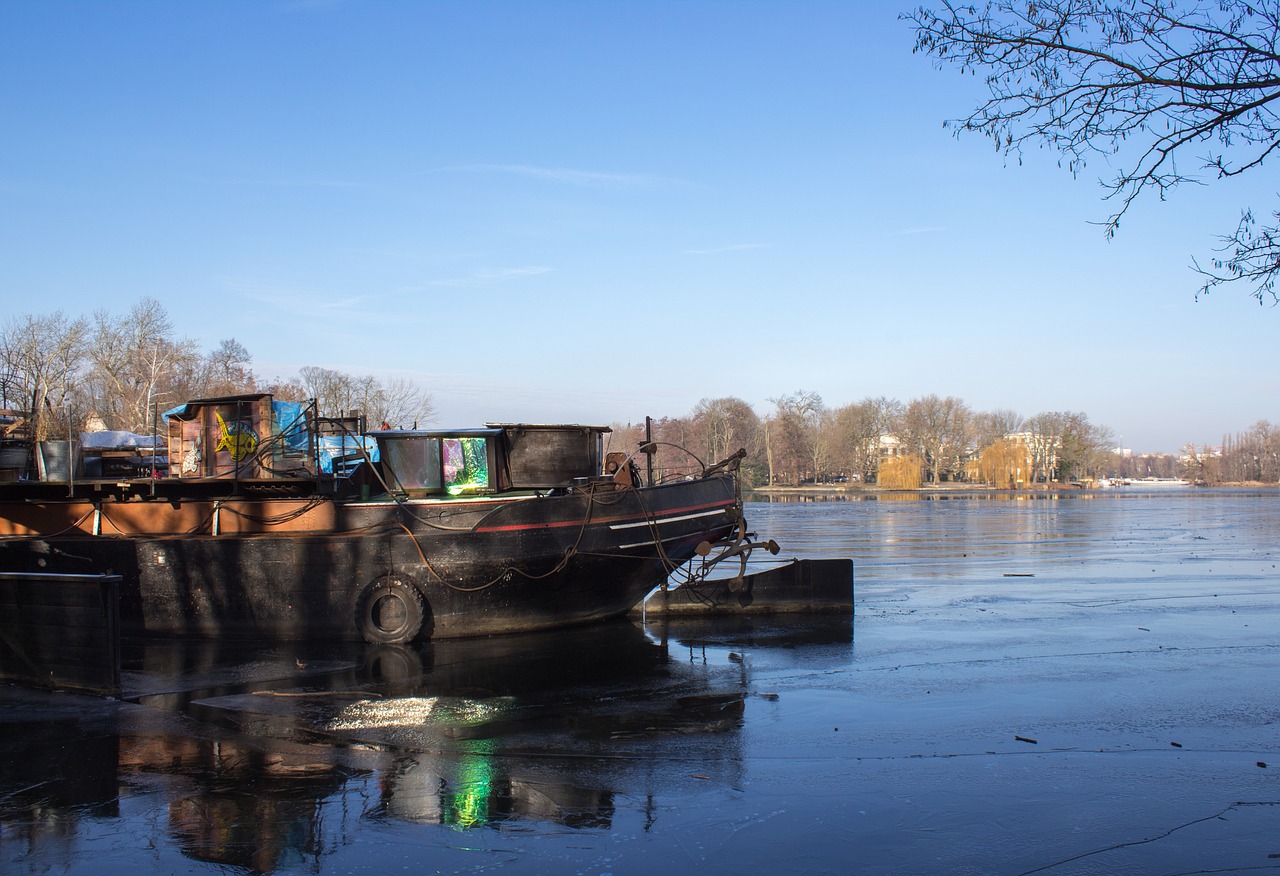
442, 437, 490, 495
378, 433, 496, 495
384, 437, 443, 491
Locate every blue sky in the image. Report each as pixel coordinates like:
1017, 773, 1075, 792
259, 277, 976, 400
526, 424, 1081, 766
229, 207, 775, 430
1, 0, 1274, 453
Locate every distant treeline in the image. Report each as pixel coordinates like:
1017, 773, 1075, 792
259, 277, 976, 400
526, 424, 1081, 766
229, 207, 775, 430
611, 392, 1277, 489
0, 299, 435, 442
3, 301, 1273, 487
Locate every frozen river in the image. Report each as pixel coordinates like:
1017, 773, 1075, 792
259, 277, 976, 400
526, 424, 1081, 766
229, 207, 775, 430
3, 488, 1279, 874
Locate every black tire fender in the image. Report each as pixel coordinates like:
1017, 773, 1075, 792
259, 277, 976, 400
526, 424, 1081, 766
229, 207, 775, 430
356, 576, 426, 644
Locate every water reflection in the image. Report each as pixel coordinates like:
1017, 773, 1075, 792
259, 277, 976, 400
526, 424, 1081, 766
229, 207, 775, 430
745, 489, 1280, 583
649, 613, 855, 649
1, 616, 849, 872
748, 489, 1085, 502
152, 741, 347, 873
373, 743, 617, 830
748, 486, 1280, 502
0, 717, 120, 861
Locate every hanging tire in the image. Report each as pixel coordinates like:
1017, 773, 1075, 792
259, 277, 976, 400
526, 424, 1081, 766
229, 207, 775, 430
356, 576, 425, 644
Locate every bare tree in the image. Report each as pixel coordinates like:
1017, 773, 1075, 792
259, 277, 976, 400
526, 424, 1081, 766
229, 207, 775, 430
766, 390, 825, 485
907, 0, 1280, 303
691, 396, 761, 466
1180, 442, 1222, 484
1057, 411, 1115, 482
831, 401, 876, 481
261, 376, 307, 403
204, 338, 256, 397
298, 366, 358, 418
1016, 410, 1115, 483
902, 394, 973, 483
832, 396, 905, 481
1022, 411, 1066, 483
636, 415, 702, 481
1216, 419, 1280, 482
0, 311, 90, 441
972, 408, 1024, 453
298, 366, 435, 430
762, 412, 803, 486
84, 299, 201, 432
365, 376, 436, 429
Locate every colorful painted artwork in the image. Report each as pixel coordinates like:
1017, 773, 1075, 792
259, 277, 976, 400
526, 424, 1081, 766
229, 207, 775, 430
214, 412, 259, 462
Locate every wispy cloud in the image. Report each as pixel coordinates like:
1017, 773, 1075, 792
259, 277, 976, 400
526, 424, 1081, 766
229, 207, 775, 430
428, 265, 553, 288
685, 243, 770, 255
435, 163, 673, 189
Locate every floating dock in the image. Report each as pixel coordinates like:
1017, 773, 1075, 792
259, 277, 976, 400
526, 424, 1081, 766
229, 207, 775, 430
640, 558, 854, 616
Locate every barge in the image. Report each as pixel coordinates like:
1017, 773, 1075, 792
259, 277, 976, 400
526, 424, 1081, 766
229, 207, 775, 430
0, 394, 765, 643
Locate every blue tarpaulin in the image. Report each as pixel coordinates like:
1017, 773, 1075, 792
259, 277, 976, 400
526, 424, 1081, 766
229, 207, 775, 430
316, 435, 378, 474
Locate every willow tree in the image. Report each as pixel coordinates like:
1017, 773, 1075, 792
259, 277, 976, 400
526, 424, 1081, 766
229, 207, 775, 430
907, 1, 1280, 303
977, 438, 1032, 488
878, 454, 925, 490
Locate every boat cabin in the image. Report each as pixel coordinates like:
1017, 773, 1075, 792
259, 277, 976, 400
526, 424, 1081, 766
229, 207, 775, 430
373, 424, 611, 496
0, 389, 616, 502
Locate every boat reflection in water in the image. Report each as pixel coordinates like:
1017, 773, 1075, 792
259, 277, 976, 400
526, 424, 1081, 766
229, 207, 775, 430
143, 736, 352, 874
3, 614, 850, 873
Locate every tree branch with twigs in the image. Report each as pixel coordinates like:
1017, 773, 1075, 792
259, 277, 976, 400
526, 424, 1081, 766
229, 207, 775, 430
905, 0, 1280, 304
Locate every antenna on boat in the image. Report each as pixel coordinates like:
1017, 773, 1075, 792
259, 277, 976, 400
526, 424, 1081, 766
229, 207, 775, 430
65, 400, 74, 498
644, 416, 655, 487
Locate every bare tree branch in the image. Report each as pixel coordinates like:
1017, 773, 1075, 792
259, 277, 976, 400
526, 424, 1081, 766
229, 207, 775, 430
906, 0, 1280, 304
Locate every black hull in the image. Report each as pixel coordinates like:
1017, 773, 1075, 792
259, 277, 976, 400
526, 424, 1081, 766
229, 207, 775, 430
0, 476, 740, 641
